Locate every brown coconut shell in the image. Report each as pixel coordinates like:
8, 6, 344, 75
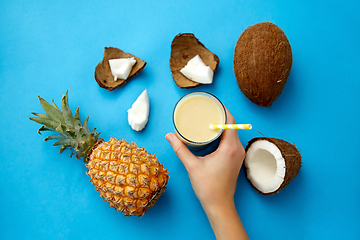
170, 33, 219, 88
234, 22, 292, 107
95, 47, 146, 91
245, 137, 301, 195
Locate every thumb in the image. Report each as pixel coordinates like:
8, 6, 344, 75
165, 133, 197, 171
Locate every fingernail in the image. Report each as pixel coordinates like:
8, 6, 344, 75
165, 133, 173, 144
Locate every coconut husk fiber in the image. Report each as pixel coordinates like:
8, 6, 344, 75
170, 33, 219, 88
234, 22, 292, 107
95, 47, 146, 91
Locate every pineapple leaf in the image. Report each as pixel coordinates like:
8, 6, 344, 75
55, 124, 65, 133
52, 98, 61, 111
94, 132, 101, 141
59, 141, 78, 154
53, 138, 72, 146
73, 141, 79, 151
70, 150, 77, 158
83, 116, 90, 133
59, 144, 67, 153
44, 134, 66, 141
39, 96, 64, 123
37, 126, 54, 134
76, 151, 86, 160
79, 127, 88, 139
31, 112, 50, 119
61, 90, 75, 128
65, 129, 76, 139
29, 117, 59, 130
74, 107, 82, 129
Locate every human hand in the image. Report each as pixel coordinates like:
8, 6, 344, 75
165, 107, 245, 211
166, 107, 249, 239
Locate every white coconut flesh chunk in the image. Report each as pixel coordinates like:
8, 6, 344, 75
244, 140, 286, 194
127, 89, 150, 131
109, 57, 137, 81
180, 55, 214, 84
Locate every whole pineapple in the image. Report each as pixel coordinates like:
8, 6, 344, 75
29, 90, 169, 217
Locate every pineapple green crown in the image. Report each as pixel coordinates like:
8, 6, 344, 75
29, 90, 100, 161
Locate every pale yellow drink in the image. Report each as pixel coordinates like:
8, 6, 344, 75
173, 92, 226, 149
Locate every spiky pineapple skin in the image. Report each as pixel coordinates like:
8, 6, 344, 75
86, 137, 169, 217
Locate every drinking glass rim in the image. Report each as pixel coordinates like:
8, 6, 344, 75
172, 91, 227, 145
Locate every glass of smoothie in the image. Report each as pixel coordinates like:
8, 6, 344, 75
173, 92, 227, 150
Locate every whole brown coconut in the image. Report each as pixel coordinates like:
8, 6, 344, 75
244, 137, 301, 195
234, 22, 292, 107
95, 47, 146, 91
170, 33, 219, 88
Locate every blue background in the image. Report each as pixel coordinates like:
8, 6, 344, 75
1, 1, 359, 239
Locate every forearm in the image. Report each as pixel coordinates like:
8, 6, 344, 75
203, 200, 249, 240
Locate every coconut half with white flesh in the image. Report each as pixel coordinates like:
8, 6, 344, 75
170, 33, 219, 88
244, 137, 301, 195
95, 47, 146, 91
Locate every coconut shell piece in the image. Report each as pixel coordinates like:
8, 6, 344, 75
170, 33, 219, 88
245, 137, 302, 195
234, 22, 292, 107
95, 47, 146, 91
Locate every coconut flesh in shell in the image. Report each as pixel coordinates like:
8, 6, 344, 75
95, 47, 146, 91
244, 137, 301, 195
170, 33, 219, 88
234, 22, 292, 107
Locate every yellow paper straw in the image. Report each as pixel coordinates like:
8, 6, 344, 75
210, 124, 252, 130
